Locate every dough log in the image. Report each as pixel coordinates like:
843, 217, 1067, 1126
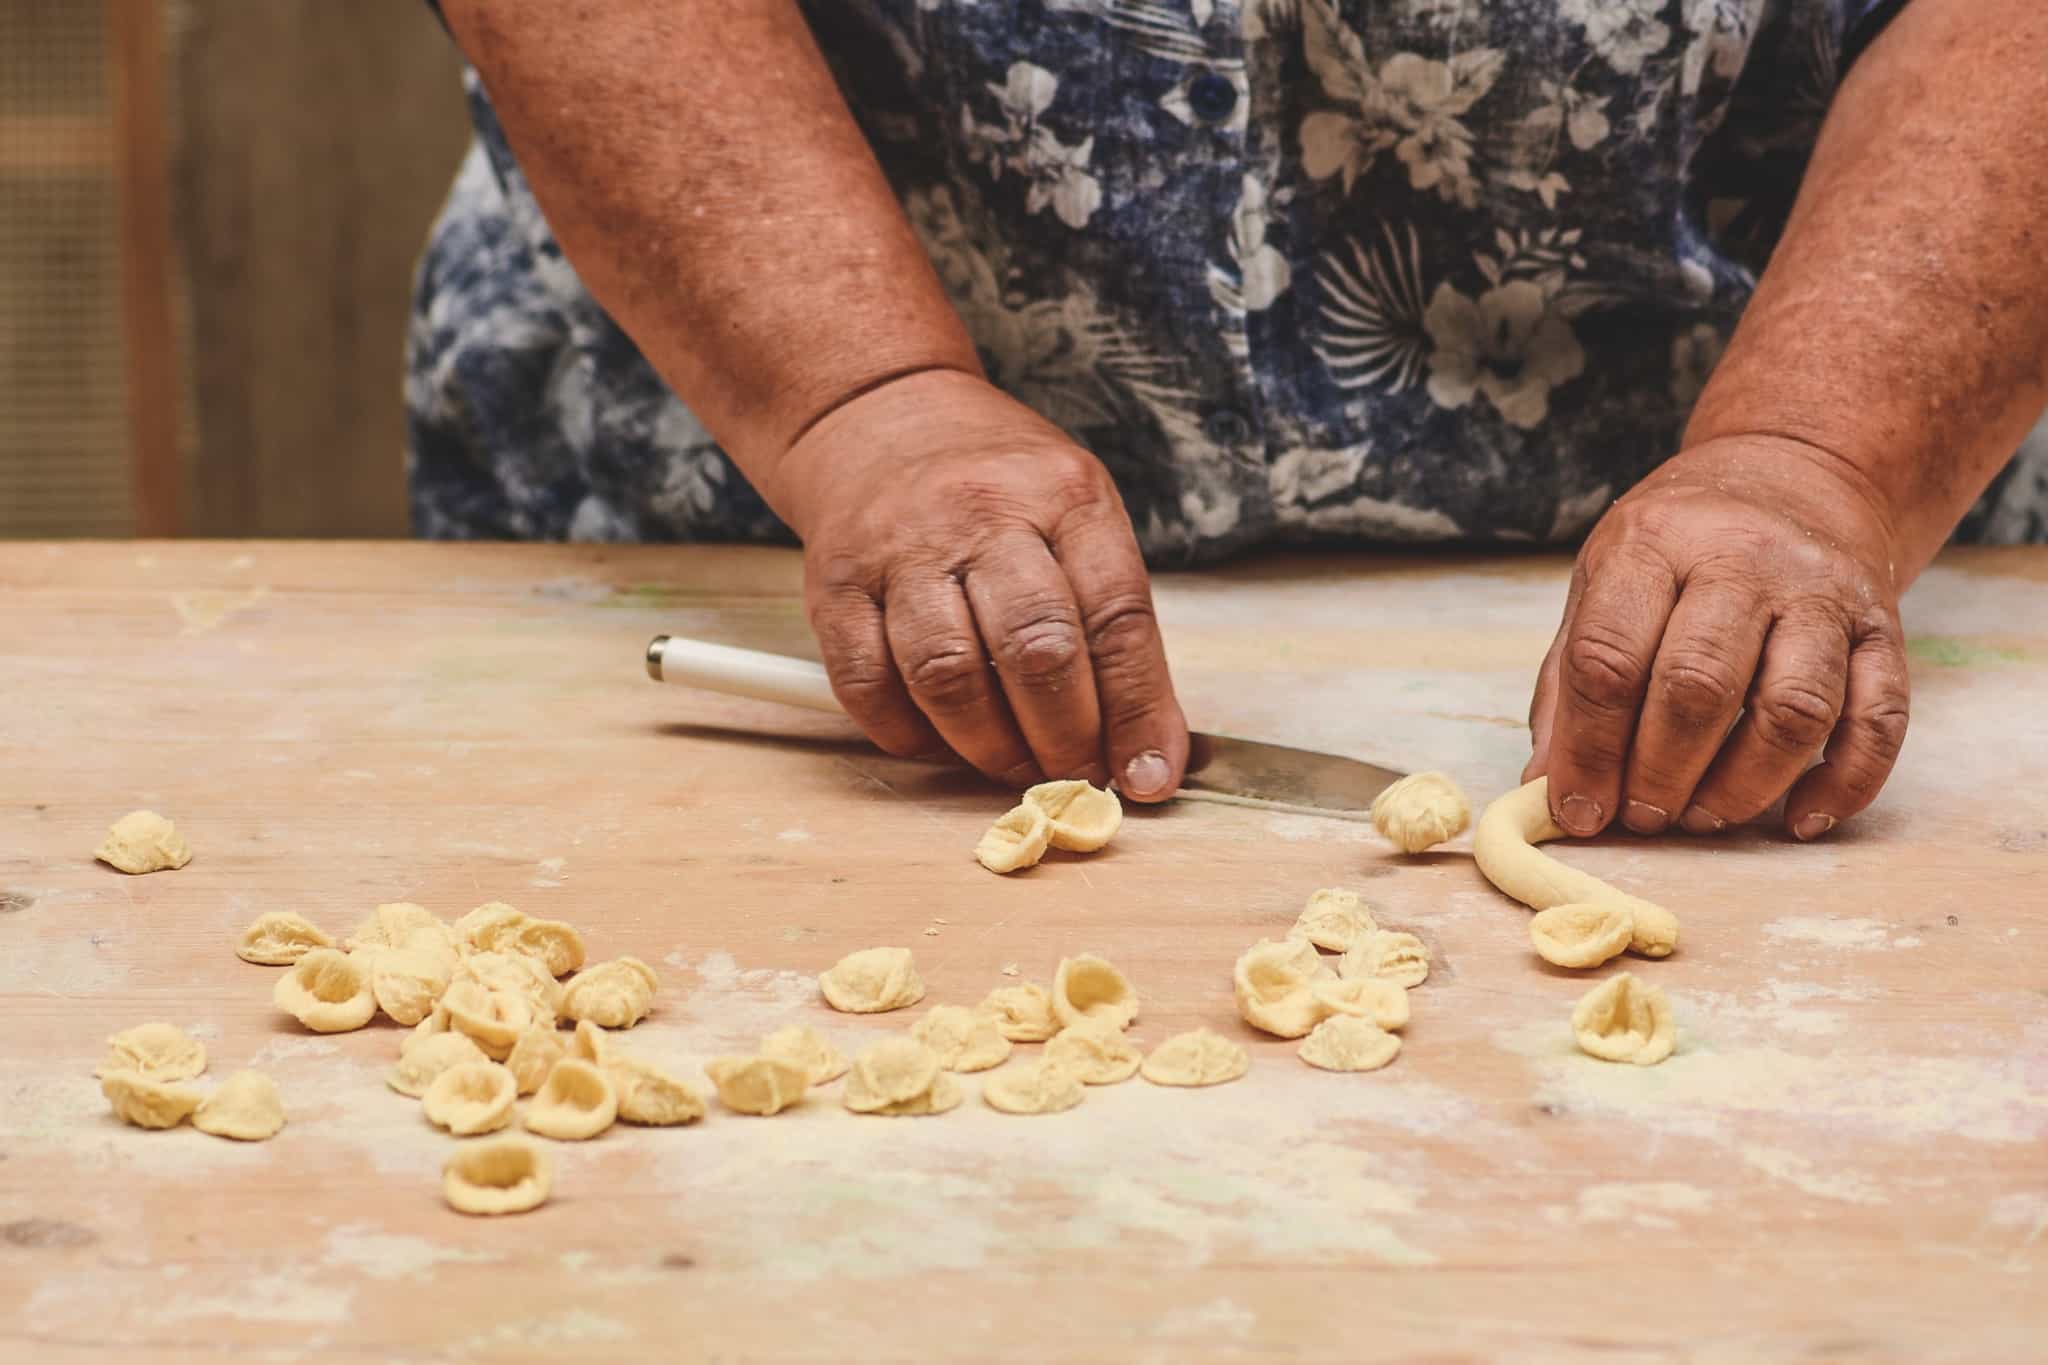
1472, 777, 1679, 958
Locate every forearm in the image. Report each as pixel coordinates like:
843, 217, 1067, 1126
1684, 0, 2048, 583
438, 0, 981, 513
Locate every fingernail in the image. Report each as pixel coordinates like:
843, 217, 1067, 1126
1793, 812, 1837, 841
1680, 804, 1727, 834
1556, 794, 1602, 836
1122, 750, 1171, 799
1623, 800, 1668, 832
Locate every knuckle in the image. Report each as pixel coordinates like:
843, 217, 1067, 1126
996, 610, 1086, 686
1751, 682, 1840, 754
1656, 656, 1744, 730
1082, 592, 1160, 656
903, 642, 989, 709
1853, 700, 1911, 766
824, 653, 898, 709
1561, 629, 1651, 713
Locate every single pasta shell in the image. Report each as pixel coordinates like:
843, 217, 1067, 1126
983, 1059, 1086, 1114
608, 1055, 706, 1126
235, 911, 334, 965
1044, 1022, 1143, 1085
705, 1055, 810, 1116
855, 1071, 962, 1117
421, 1061, 517, 1136
974, 803, 1051, 874
94, 1022, 206, 1082
1337, 931, 1430, 990
977, 983, 1061, 1042
524, 1058, 618, 1140
443, 1137, 553, 1216
1022, 780, 1122, 853
559, 957, 658, 1029
1310, 975, 1410, 1032
94, 810, 191, 874
1369, 771, 1471, 854
1298, 1016, 1403, 1073
911, 1005, 1013, 1072
388, 1031, 490, 1098
1232, 937, 1327, 1039
101, 1071, 202, 1129
759, 1025, 850, 1085
1288, 888, 1379, 953
192, 1070, 286, 1141
1139, 1028, 1249, 1087
1570, 972, 1676, 1066
273, 948, 377, 1033
1051, 954, 1139, 1030
818, 947, 924, 1014
1529, 902, 1634, 970
843, 1037, 943, 1111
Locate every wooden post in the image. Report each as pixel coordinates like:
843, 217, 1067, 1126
106, 0, 182, 537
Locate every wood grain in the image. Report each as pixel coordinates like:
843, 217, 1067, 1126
2, 542, 2044, 1364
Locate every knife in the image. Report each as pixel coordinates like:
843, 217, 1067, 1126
644, 635, 1405, 817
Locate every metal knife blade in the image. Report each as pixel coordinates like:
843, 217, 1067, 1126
1180, 732, 1406, 815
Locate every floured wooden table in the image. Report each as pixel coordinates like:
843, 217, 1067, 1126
2, 542, 2044, 1363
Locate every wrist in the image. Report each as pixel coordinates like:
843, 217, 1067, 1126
1654, 433, 1907, 587
766, 366, 996, 540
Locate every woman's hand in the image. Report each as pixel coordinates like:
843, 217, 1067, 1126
1525, 435, 1910, 840
774, 369, 1190, 800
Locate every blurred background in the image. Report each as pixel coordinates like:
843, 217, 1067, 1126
6, 3, 2042, 545
2, 0, 467, 538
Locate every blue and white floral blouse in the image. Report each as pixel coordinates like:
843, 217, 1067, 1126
408, 0, 2048, 557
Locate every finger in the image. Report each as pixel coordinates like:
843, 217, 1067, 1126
1619, 579, 1769, 833
885, 570, 1040, 786
1054, 507, 1188, 802
806, 576, 946, 760
1782, 612, 1910, 839
961, 532, 1109, 785
1542, 552, 1679, 835
1524, 569, 1586, 782
1680, 608, 1851, 832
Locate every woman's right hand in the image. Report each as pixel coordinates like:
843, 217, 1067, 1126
772, 369, 1190, 801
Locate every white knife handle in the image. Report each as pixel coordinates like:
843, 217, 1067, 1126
645, 636, 845, 715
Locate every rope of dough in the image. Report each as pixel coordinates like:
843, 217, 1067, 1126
1471, 777, 1679, 958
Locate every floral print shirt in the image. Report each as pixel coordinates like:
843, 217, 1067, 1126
407, 0, 2048, 556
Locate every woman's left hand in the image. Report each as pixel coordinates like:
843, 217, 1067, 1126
1524, 434, 1911, 841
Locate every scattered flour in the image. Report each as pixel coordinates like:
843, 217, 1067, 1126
1153, 1296, 1258, 1341
1738, 1146, 1888, 1205
775, 827, 814, 843
1552, 1182, 1714, 1229
1989, 1191, 2048, 1243
1761, 917, 1892, 950
531, 855, 567, 889
654, 1084, 1456, 1279
322, 1225, 495, 1281
248, 1035, 342, 1067
1493, 1017, 2048, 1146
153, 1269, 355, 1326
452, 1310, 636, 1356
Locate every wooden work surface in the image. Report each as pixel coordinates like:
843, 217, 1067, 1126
3, 541, 2045, 1364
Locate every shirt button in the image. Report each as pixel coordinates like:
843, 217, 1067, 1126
1187, 71, 1238, 124
1203, 409, 1252, 445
